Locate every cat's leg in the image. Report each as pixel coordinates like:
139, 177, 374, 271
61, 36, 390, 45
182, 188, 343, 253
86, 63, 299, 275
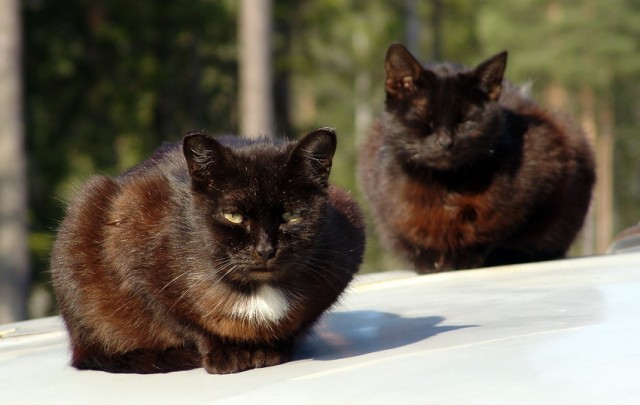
449, 247, 491, 270
71, 345, 201, 374
248, 343, 294, 369
200, 337, 294, 374
411, 246, 487, 273
394, 237, 444, 273
483, 247, 564, 267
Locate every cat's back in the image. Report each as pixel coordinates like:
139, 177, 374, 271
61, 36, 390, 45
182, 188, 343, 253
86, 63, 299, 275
497, 81, 594, 181
52, 175, 122, 263
52, 142, 186, 274
119, 141, 186, 181
51, 173, 124, 327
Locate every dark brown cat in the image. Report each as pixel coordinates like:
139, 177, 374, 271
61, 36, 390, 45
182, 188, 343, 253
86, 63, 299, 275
358, 43, 595, 273
51, 128, 365, 374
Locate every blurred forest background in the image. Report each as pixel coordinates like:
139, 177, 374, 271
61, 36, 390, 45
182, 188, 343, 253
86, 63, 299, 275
2, 0, 640, 322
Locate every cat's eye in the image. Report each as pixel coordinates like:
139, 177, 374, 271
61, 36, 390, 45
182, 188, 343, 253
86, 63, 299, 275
282, 210, 302, 224
223, 213, 244, 224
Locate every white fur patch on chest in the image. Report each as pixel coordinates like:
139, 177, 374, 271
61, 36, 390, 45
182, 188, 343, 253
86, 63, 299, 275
230, 285, 290, 324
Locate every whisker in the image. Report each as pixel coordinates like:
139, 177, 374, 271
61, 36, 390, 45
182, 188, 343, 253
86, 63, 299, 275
159, 273, 186, 293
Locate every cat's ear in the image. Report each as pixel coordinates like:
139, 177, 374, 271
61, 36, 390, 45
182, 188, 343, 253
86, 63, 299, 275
183, 132, 228, 188
288, 127, 337, 186
384, 43, 424, 98
473, 51, 507, 101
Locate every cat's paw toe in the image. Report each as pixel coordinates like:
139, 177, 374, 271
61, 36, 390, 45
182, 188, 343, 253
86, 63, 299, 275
204, 348, 249, 374
203, 346, 290, 374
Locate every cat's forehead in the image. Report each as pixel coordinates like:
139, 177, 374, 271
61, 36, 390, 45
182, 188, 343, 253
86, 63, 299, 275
224, 147, 288, 183
428, 62, 468, 76
213, 143, 308, 208
421, 66, 482, 115
426, 65, 473, 91
231, 143, 291, 174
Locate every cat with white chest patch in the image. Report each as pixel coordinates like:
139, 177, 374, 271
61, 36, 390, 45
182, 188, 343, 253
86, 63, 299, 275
51, 128, 365, 374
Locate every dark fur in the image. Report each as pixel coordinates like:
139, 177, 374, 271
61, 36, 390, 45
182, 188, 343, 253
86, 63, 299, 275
358, 43, 595, 273
51, 128, 365, 374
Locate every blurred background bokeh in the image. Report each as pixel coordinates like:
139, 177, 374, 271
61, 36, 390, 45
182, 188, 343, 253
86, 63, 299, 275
2, 0, 640, 322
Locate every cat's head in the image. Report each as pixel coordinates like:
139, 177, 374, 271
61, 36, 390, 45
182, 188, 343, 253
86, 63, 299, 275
182, 128, 336, 286
383, 43, 507, 171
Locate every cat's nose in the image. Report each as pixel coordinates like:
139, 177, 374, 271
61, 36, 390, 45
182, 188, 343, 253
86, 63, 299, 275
255, 228, 277, 262
436, 134, 453, 150
256, 244, 276, 261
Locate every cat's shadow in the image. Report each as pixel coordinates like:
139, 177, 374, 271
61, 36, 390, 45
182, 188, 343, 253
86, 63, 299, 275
294, 310, 475, 361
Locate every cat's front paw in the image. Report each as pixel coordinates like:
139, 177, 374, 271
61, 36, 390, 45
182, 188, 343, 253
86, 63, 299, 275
203, 346, 249, 374
203, 345, 291, 374
249, 346, 292, 369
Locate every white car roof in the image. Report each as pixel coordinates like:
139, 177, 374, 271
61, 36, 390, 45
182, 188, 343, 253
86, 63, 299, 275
2, 253, 640, 404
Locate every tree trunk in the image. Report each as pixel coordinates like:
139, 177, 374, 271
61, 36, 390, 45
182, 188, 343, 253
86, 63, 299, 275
239, 0, 274, 138
578, 86, 617, 255
430, 0, 443, 61
404, 0, 420, 58
596, 100, 615, 253
545, 83, 596, 256
0, 0, 30, 322
578, 87, 598, 255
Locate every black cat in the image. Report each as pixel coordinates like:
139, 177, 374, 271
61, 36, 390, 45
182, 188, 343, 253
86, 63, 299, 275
358, 43, 595, 273
51, 128, 365, 374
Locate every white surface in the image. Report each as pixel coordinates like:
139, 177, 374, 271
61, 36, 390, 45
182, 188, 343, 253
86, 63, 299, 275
2, 253, 640, 404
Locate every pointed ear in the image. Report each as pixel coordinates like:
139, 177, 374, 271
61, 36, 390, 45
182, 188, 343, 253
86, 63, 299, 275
183, 132, 228, 188
474, 51, 507, 101
385, 43, 424, 98
288, 127, 337, 186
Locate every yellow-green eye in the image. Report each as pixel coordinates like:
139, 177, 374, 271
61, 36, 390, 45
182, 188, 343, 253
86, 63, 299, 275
223, 213, 244, 224
282, 210, 302, 223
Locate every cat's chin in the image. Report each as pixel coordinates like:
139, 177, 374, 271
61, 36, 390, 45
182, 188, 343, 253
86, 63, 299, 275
424, 160, 456, 171
217, 267, 279, 287
396, 148, 458, 172
242, 265, 283, 281
407, 155, 458, 172
407, 151, 474, 172
247, 266, 276, 274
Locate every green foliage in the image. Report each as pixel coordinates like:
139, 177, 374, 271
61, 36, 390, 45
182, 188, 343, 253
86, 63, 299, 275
613, 77, 640, 230
478, 0, 640, 92
24, 0, 237, 293
22, 0, 640, 315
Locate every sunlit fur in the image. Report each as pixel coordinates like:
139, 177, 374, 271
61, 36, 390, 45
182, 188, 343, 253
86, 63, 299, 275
51, 128, 365, 374
358, 43, 595, 273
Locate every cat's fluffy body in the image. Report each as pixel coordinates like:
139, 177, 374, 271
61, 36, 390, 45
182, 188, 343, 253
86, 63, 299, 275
51, 128, 365, 374
358, 44, 595, 273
